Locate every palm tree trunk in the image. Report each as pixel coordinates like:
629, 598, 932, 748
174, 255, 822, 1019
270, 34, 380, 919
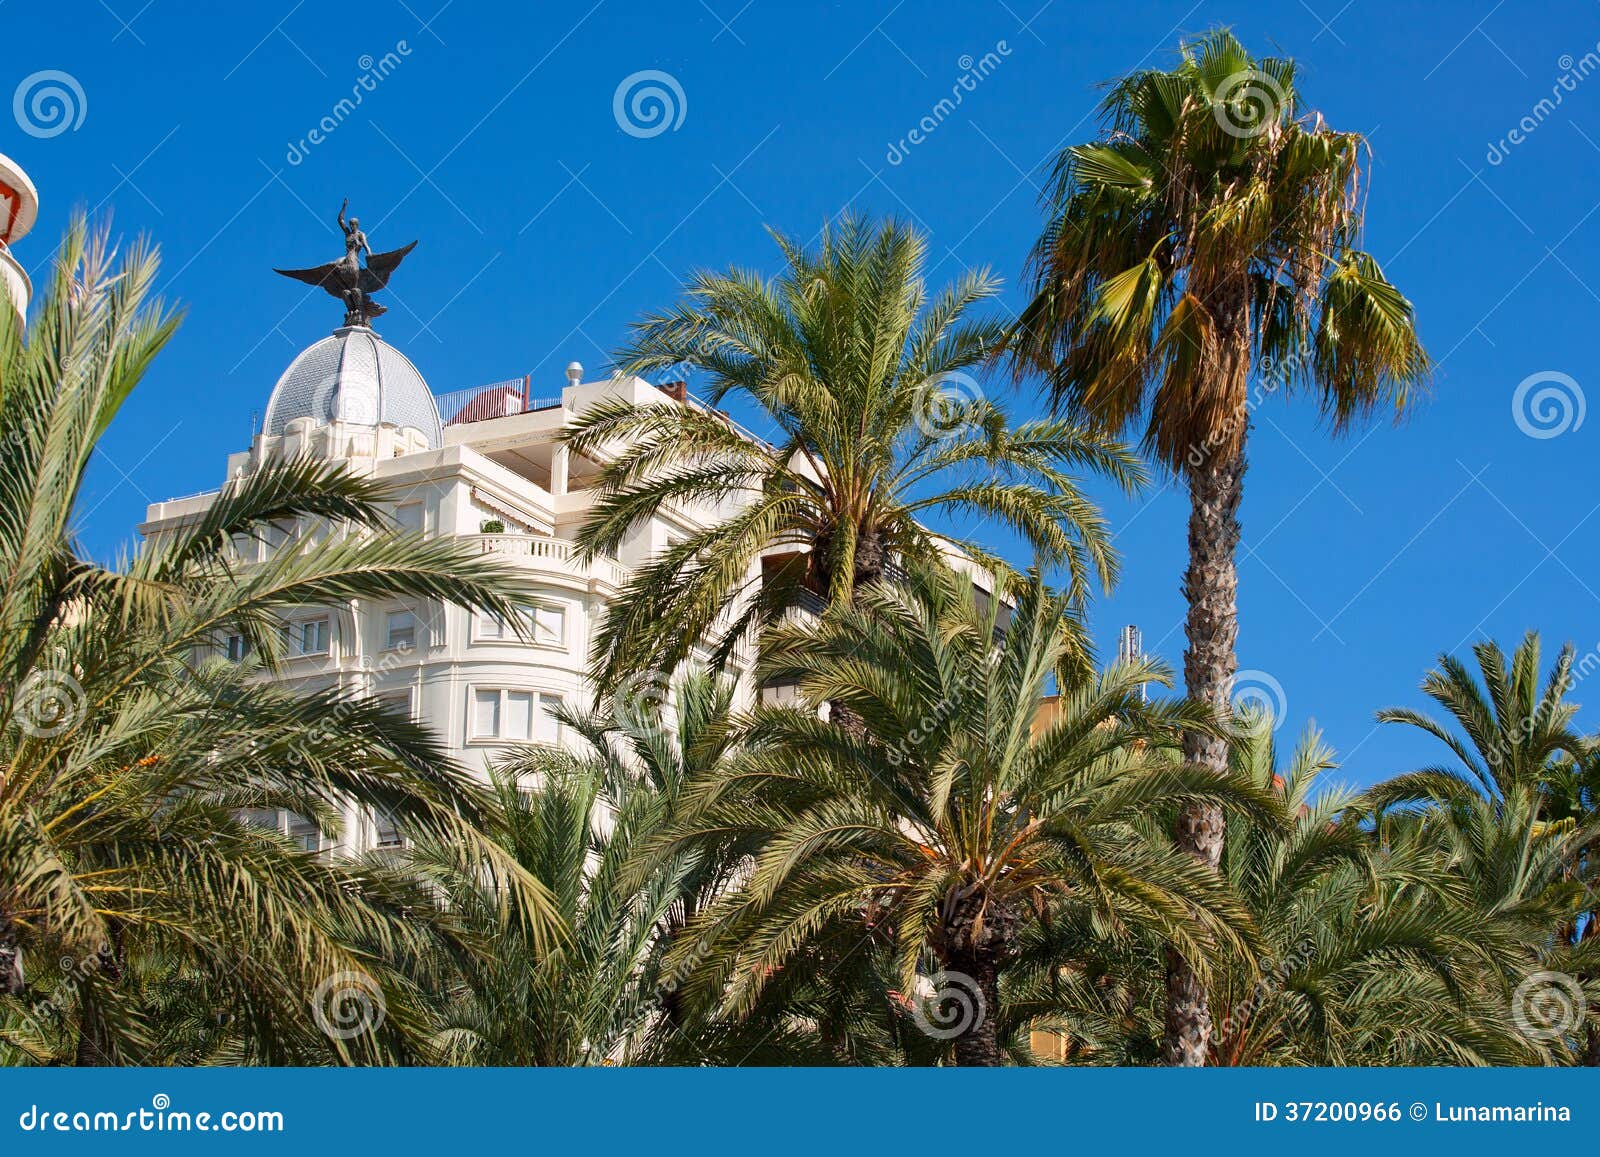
812, 528, 885, 739
948, 954, 1004, 1066
940, 895, 1016, 1066
73, 923, 125, 1067
0, 918, 23, 996
1163, 446, 1245, 1066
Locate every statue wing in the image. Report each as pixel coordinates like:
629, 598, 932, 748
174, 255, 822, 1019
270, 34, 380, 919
273, 261, 345, 294
359, 240, 417, 292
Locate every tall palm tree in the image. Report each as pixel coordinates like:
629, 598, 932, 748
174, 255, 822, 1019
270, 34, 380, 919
655, 562, 1266, 1065
0, 219, 557, 1063
1005, 29, 1430, 1063
564, 214, 1144, 690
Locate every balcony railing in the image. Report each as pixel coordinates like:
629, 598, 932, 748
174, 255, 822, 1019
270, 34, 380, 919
435, 378, 564, 427
472, 533, 630, 589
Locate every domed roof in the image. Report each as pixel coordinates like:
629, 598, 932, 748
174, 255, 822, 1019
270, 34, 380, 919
262, 326, 443, 447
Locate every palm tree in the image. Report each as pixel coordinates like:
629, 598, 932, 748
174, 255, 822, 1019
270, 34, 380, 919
1215, 723, 1540, 1065
1376, 633, 1599, 1063
1005, 29, 1430, 1063
564, 214, 1145, 690
415, 670, 753, 1065
0, 219, 557, 1063
655, 562, 1265, 1065
1376, 632, 1584, 806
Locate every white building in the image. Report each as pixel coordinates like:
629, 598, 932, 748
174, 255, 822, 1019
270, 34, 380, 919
0, 152, 39, 324
141, 322, 762, 854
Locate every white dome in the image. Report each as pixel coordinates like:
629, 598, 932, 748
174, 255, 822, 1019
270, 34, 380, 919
262, 326, 443, 448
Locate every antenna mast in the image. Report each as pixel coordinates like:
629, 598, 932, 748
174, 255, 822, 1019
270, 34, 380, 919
1118, 624, 1146, 702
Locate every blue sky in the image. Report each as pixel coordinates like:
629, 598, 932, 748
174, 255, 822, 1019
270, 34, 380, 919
8, 0, 1599, 787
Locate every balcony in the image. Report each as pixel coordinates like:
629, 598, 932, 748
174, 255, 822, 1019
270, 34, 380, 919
471, 533, 630, 591
435, 378, 563, 427
0, 242, 29, 324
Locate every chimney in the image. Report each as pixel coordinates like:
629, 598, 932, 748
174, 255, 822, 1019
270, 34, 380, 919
659, 380, 688, 403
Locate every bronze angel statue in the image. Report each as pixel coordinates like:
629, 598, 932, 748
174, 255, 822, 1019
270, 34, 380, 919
275, 200, 417, 327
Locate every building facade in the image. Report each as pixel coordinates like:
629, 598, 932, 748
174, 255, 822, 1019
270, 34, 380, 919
0, 152, 39, 324
140, 322, 760, 855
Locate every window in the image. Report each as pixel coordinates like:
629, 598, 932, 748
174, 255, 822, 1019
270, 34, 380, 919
376, 690, 412, 720
472, 688, 502, 737
224, 633, 250, 662
394, 502, 424, 533
531, 603, 565, 647
286, 814, 321, 853
385, 609, 418, 651
476, 601, 565, 647
265, 521, 299, 556
289, 617, 330, 656
471, 689, 562, 743
240, 809, 321, 852
534, 694, 562, 743
761, 680, 802, 708
374, 807, 406, 849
